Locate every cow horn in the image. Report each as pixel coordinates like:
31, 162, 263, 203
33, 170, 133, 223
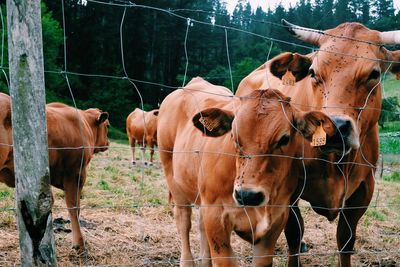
282, 19, 323, 46
380, 30, 400, 45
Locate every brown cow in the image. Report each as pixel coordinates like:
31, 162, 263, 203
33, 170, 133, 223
126, 108, 159, 164
236, 20, 400, 266
0, 99, 110, 251
0, 93, 13, 187
158, 77, 335, 267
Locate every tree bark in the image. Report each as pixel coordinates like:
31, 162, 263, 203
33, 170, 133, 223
6, 0, 57, 266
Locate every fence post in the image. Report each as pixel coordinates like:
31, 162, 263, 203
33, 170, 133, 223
6, 0, 57, 266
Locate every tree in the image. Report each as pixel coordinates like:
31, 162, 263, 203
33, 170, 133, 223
379, 96, 400, 128
0, 3, 63, 99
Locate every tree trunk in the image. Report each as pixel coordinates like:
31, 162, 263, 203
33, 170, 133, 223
6, 0, 57, 266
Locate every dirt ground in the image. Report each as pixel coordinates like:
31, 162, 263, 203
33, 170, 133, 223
0, 143, 399, 266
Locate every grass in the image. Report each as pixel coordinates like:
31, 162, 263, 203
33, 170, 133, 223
365, 209, 387, 222
383, 171, 400, 182
379, 121, 400, 133
0, 140, 399, 266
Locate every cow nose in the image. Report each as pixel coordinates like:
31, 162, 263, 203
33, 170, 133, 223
336, 119, 351, 137
234, 189, 265, 206
332, 117, 353, 138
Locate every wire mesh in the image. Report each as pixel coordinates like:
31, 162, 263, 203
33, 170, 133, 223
0, 1, 399, 266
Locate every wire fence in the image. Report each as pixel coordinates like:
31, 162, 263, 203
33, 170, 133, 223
0, 0, 400, 266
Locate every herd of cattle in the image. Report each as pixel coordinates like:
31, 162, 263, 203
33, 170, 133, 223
0, 20, 400, 266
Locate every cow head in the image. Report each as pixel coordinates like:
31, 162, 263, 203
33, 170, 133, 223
192, 89, 335, 206
270, 20, 400, 155
85, 108, 110, 153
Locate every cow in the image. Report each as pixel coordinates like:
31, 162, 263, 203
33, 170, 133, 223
0, 93, 13, 187
158, 77, 336, 267
236, 20, 400, 266
0, 98, 110, 252
126, 108, 159, 164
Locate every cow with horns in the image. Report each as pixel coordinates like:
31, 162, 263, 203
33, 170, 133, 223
158, 77, 338, 267
236, 20, 400, 266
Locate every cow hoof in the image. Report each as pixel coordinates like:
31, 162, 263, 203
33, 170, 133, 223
300, 241, 309, 253
131, 160, 136, 165
72, 244, 84, 252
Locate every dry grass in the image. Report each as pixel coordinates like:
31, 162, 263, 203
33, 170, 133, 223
0, 141, 399, 266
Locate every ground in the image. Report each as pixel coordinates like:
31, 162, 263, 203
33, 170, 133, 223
0, 141, 399, 266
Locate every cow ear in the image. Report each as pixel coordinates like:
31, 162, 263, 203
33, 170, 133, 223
97, 112, 109, 124
270, 52, 312, 82
389, 50, 400, 80
295, 111, 335, 141
192, 108, 234, 137
153, 110, 159, 116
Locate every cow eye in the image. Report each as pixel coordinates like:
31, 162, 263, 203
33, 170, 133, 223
308, 69, 321, 84
276, 135, 290, 148
367, 69, 380, 81
308, 68, 315, 78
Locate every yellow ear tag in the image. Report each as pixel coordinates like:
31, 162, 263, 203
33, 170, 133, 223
311, 124, 327, 147
282, 70, 296, 86
199, 116, 218, 132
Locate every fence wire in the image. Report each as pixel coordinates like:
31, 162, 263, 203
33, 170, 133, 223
0, 1, 399, 266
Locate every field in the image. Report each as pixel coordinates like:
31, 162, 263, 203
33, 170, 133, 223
0, 137, 399, 266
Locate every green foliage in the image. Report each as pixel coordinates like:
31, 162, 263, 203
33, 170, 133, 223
384, 171, 400, 182
231, 57, 263, 89
380, 121, 400, 133
0, 3, 64, 98
41, 3, 64, 101
108, 125, 127, 141
379, 97, 400, 128
380, 135, 400, 154
10, 0, 394, 131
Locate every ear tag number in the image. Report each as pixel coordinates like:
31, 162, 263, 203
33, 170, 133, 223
282, 70, 296, 86
199, 116, 218, 132
311, 124, 326, 147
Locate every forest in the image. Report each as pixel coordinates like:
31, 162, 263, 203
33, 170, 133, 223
0, 0, 399, 130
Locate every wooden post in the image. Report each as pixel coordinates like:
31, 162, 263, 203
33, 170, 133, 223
6, 0, 57, 266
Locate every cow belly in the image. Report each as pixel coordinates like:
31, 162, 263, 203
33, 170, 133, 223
169, 152, 201, 204
0, 168, 15, 187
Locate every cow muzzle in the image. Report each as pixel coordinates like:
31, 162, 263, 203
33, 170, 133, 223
234, 188, 267, 206
322, 116, 360, 155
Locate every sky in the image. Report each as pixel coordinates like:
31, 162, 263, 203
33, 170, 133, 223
226, 0, 400, 14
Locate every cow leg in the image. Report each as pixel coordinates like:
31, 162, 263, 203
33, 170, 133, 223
149, 143, 155, 163
253, 225, 283, 267
202, 207, 236, 267
146, 137, 155, 164
64, 174, 85, 251
285, 202, 304, 267
174, 204, 194, 267
139, 141, 146, 163
198, 209, 211, 267
336, 175, 374, 267
129, 138, 136, 164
